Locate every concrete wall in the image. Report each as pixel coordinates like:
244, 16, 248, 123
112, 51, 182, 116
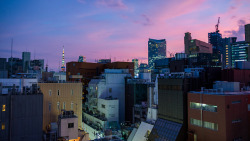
98, 98, 119, 122
59, 117, 78, 140
39, 83, 82, 130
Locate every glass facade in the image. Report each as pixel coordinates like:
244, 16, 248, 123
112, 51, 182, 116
232, 41, 250, 68
148, 38, 166, 69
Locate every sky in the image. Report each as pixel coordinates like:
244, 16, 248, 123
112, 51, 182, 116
0, 0, 250, 71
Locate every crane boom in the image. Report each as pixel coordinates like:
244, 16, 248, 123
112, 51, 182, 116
215, 17, 220, 32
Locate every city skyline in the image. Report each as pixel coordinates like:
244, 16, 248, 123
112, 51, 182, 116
1, 0, 250, 70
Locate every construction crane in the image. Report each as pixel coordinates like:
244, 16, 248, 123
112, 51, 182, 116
215, 17, 220, 33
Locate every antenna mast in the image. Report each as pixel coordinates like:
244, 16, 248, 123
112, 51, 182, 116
11, 38, 13, 75
215, 17, 220, 33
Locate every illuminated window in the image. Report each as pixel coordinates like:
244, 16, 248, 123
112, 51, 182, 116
57, 102, 60, 110
49, 90, 52, 96
190, 102, 217, 112
1, 123, 5, 130
190, 118, 202, 127
203, 121, 218, 131
2, 105, 6, 111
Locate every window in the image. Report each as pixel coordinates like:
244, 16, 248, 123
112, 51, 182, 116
49, 90, 52, 96
1, 123, 5, 130
102, 104, 105, 108
232, 100, 241, 104
68, 123, 74, 128
190, 118, 202, 127
49, 103, 51, 112
203, 121, 218, 131
71, 89, 73, 95
63, 102, 66, 110
71, 102, 74, 110
2, 105, 6, 111
248, 104, 250, 111
109, 88, 112, 93
232, 119, 241, 123
57, 90, 60, 96
57, 102, 60, 110
190, 102, 217, 112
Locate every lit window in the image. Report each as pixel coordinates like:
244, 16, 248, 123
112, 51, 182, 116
190, 102, 217, 112
190, 118, 202, 127
203, 121, 218, 131
49, 90, 52, 96
2, 105, 6, 111
1, 123, 5, 130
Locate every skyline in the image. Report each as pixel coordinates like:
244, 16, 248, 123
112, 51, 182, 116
1, 0, 250, 71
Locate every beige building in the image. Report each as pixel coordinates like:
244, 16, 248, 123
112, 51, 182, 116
39, 83, 82, 130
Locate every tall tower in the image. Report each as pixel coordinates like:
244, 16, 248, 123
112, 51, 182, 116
148, 38, 166, 69
61, 47, 65, 72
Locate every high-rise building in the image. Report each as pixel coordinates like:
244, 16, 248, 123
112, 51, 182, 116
22, 52, 31, 73
245, 24, 250, 43
208, 32, 223, 67
61, 48, 66, 72
132, 59, 139, 78
184, 32, 212, 55
78, 55, 86, 62
231, 41, 250, 67
148, 38, 166, 69
188, 82, 249, 141
222, 37, 237, 68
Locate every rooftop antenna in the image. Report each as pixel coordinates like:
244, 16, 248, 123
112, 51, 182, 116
10, 38, 13, 75
215, 17, 220, 33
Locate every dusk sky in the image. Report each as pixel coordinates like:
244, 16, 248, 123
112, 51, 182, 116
0, 0, 250, 71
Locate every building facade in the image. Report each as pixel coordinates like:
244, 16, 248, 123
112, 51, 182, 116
231, 41, 250, 68
38, 83, 82, 130
222, 37, 237, 68
22, 52, 31, 73
245, 24, 250, 43
148, 38, 166, 69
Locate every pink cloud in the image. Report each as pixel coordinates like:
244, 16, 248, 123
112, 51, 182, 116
96, 0, 127, 9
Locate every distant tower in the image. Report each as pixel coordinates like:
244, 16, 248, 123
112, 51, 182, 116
61, 47, 66, 72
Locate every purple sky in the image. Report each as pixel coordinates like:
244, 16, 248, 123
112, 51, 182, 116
0, 0, 250, 71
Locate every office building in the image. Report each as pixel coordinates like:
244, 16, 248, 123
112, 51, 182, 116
98, 59, 111, 64
184, 32, 212, 55
132, 59, 139, 78
148, 75, 201, 141
188, 81, 249, 141
78, 56, 86, 62
38, 83, 82, 131
231, 41, 250, 67
245, 24, 250, 43
222, 37, 237, 68
22, 52, 31, 73
0, 58, 8, 78
125, 78, 153, 123
8, 57, 22, 76
0, 86, 43, 141
208, 32, 223, 67
188, 53, 213, 67
148, 38, 166, 69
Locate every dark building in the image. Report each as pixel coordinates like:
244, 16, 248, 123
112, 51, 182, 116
125, 78, 152, 123
30, 59, 44, 71
208, 32, 223, 67
221, 69, 250, 87
148, 38, 166, 69
222, 37, 237, 68
7, 58, 23, 76
22, 52, 31, 73
245, 24, 250, 43
0, 58, 8, 78
154, 58, 173, 69
0, 87, 43, 141
188, 53, 213, 67
170, 59, 188, 72
148, 77, 201, 141
231, 41, 250, 68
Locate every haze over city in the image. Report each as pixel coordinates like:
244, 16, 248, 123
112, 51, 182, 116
0, 0, 250, 70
